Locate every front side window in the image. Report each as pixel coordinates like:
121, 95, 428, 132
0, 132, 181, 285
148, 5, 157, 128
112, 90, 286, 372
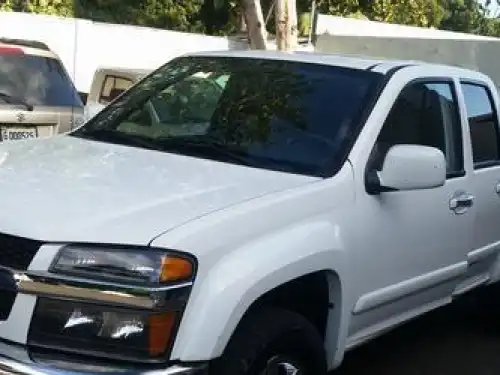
371, 81, 464, 177
461, 83, 500, 167
72, 56, 382, 177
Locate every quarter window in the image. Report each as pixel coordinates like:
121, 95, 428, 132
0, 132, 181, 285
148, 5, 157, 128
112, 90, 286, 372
461, 83, 500, 167
371, 81, 463, 177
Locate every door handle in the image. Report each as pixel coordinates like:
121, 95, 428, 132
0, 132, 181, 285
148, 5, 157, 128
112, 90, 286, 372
449, 192, 474, 214
495, 183, 500, 195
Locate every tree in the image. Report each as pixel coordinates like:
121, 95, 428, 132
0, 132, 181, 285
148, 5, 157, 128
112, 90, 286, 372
240, 0, 268, 49
75, 0, 206, 32
358, 0, 444, 28
275, 0, 298, 50
0, 0, 74, 15
7, 0, 500, 40
439, 0, 493, 35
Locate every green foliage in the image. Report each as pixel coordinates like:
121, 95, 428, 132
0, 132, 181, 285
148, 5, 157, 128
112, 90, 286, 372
75, 0, 206, 32
363, 0, 444, 28
439, 0, 491, 35
0, 0, 74, 15
2, 0, 500, 39
298, 12, 311, 36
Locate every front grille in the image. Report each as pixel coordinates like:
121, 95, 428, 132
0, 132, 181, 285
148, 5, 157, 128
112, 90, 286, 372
0, 232, 42, 270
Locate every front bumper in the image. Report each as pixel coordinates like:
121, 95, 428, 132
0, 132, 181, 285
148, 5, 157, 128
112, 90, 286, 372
0, 341, 207, 375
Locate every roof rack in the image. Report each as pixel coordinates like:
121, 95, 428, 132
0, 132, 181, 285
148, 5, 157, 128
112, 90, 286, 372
0, 37, 50, 51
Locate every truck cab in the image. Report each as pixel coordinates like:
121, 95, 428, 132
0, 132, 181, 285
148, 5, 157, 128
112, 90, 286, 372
0, 51, 499, 375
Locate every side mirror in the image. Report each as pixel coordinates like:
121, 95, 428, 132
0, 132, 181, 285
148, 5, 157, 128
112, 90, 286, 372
366, 144, 446, 194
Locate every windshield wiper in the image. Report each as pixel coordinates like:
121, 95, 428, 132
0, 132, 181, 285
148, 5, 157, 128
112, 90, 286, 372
157, 137, 255, 167
73, 129, 163, 151
0, 92, 33, 111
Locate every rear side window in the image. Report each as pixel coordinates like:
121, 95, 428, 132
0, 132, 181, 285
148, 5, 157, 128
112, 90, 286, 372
0, 52, 82, 107
461, 83, 500, 167
99, 76, 134, 105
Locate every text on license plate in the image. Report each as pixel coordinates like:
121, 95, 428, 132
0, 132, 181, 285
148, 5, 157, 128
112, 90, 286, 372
1, 127, 37, 141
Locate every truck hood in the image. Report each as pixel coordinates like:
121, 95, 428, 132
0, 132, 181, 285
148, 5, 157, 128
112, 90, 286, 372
0, 136, 317, 244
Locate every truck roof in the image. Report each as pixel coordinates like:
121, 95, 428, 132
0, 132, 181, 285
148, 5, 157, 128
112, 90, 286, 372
0, 37, 58, 59
188, 49, 484, 77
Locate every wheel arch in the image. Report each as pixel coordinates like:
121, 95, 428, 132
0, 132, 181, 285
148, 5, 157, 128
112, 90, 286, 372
170, 221, 349, 369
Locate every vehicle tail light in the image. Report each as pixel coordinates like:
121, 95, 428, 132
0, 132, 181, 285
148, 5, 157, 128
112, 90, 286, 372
0, 46, 24, 55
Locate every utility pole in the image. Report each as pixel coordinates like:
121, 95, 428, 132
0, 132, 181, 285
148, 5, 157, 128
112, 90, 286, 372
275, 0, 298, 51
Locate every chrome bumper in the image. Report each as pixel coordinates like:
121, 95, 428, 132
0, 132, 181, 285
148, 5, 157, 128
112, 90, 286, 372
0, 341, 206, 375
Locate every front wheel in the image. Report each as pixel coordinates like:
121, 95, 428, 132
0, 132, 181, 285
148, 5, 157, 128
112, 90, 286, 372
210, 308, 327, 375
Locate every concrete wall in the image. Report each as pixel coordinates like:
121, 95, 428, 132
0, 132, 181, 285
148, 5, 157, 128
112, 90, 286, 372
4, 11, 500, 92
316, 34, 500, 87
316, 14, 498, 40
0, 11, 247, 93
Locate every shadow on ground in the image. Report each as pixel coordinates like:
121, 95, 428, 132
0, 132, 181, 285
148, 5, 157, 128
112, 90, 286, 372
332, 284, 500, 375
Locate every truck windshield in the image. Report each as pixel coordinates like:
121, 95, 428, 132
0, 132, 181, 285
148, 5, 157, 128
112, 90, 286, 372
0, 52, 83, 108
72, 56, 382, 177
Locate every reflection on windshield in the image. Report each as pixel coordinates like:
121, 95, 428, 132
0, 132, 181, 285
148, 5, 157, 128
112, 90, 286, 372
72, 56, 382, 177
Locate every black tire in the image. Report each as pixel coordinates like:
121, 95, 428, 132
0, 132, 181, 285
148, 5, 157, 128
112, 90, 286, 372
210, 307, 327, 375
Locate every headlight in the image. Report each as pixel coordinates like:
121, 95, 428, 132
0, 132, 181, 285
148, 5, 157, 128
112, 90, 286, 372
50, 245, 195, 284
29, 299, 178, 362
26, 245, 196, 362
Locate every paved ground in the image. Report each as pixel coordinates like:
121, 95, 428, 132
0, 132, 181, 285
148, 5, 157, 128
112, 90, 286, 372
332, 285, 500, 375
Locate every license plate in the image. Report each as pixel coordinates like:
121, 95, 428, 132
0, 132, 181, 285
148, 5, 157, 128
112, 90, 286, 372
1, 127, 37, 141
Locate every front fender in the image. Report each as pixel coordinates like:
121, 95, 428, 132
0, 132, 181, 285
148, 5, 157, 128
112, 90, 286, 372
168, 220, 347, 362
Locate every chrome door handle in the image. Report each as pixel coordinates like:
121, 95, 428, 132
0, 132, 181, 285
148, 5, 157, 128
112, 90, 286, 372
449, 192, 474, 214
495, 183, 500, 195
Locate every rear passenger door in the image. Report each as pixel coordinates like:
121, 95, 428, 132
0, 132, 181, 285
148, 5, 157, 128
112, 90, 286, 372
460, 81, 500, 282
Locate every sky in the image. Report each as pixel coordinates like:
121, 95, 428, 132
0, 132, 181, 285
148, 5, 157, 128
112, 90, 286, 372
478, 0, 499, 16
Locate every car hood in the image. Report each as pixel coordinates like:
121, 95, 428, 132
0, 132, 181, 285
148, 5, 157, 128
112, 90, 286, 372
0, 136, 317, 244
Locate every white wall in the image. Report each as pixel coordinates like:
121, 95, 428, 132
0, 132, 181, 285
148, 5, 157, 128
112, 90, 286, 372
316, 14, 498, 41
0, 11, 247, 93
5, 11, 499, 94
315, 14, 500, 87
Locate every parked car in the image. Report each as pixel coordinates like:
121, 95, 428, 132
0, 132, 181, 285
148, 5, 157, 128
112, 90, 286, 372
0, 38, 84, 141
84, 67, 150, 121
0, 50, 499, 375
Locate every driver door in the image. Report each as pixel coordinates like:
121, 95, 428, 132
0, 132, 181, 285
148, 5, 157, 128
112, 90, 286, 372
347, 79, 473, 344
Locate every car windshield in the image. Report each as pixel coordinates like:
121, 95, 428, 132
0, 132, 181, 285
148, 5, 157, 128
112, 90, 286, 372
72, 56, 382, 177
0, 52, 83, 107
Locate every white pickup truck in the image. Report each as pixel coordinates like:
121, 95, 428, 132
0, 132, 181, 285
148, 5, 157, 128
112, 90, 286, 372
0, 50, 499, 375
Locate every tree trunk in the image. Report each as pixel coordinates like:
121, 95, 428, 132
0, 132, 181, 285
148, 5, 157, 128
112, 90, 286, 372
241, 0, 268, 50
239, 9, 247, 34
275, 0, 298, 51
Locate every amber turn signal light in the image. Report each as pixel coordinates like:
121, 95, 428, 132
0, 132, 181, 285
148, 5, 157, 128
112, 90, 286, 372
148, 312, 177, 356
160, 256, 193, 282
